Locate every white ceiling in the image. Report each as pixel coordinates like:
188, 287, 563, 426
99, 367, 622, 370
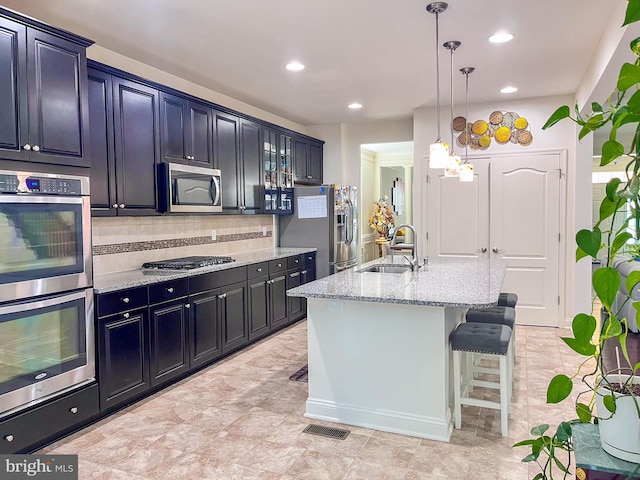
1, 0, 625, 127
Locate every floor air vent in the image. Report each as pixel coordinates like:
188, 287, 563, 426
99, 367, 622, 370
303, 424, 350, 440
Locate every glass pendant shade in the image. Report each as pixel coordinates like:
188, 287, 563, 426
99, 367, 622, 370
459, 163, 474, 182
429, 141, 449, 168
444, 153, 461, 177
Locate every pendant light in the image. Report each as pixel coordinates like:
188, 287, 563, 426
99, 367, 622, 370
459, 66, 475, 182
427, 2, 448, 169
443, 40, 461, 177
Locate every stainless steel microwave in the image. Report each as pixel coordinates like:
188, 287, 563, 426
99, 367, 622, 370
158, 163, 222, 213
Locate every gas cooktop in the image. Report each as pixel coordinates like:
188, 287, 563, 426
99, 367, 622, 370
142, 256, 235, 270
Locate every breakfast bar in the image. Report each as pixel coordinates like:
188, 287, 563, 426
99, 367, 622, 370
287, 256, 506, 442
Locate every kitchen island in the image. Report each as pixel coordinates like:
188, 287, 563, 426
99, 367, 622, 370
286, 256, 506, 442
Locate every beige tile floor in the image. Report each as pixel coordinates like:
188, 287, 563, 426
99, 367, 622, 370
40, 320, 583, 479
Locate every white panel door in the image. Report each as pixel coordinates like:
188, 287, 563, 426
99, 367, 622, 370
427, 159, 490, 258
427, 153, 562, 327
490, 154, 561, 326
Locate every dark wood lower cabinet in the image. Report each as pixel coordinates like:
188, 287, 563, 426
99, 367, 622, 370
97, 307, 150, 410
287, 268, 304, 323
221, 281, 249, 354
148, 299, 190, 386
248, 275, 270, 341
270, 272, 289, 331
0, 384, 99, 454
189, 289, 222, 367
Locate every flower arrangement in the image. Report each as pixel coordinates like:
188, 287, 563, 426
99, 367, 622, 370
368, 196, 395, 238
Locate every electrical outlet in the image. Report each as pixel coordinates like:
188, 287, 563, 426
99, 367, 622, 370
262, 227, 267, 236
211, 229, 216, 241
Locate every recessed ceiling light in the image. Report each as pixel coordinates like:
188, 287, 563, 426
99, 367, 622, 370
500, 86, 518, 94
285, 61, 305, 71
348, 103, 363, 109
489, 32, 514, 44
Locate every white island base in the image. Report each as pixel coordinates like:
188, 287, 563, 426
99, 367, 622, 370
305, 297, 464, 442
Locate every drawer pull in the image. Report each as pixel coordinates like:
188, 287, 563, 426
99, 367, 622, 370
257, 268, 262, 272
122, 297, 130, 304
167, 287, 174, 293
123, 312, 130, 319
277, 263, 282, 267
69, 407, 78, 414
4, 434, 13, 442
294, 259, 299, 263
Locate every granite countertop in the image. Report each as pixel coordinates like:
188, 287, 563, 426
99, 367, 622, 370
286, 256, 506, 307
93, 247, 316, 293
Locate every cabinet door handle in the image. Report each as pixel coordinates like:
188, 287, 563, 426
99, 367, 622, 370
492, 247, 503, 254
32, 145, 40, 152
302, 270, 307, 274
112, 204, 118, 208
119, 204, 125, 208
69, 407, 78, 414
167, 287, 174, 293
185, 303, 190, 309
123, 312, 130, 319
218, 293, 227, 299
4, 434, 13, 442
22, 144, 31, 151
307, 175, 312, 179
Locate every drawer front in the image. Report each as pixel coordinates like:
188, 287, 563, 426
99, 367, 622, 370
287, 255, 303, 269
0, 384, 99, 453
149, 278, 189, 305
247, 262, 269, 279
269, 258, 288, 274
97, 286, 148, 318
190, 267, 248, 294
303, 251, 316, 266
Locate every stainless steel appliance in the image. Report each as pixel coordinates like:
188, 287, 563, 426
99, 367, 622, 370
142, 256, 235, 270
157, 163, 222, 213
279, 185, 358, 278
0, 170, 94, 418
0, 171, 92, 303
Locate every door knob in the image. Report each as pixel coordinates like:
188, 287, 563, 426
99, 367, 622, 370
69, 407, 78, 414
492, 247, 502, 253
112, 204, 118, 208
119, 204, 125, 208
22, 144, 31, 151
480, 247, 487, 253
32, 145, 40, 152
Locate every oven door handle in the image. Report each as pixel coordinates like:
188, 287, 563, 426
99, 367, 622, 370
0, 289, 91, 315
210, 176, 221, 207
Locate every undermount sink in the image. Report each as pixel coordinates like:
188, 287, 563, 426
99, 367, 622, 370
358, 264, 417, 274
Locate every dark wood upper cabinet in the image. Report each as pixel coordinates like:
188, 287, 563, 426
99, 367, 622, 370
0, 16, 28, 162
293, 136, 323, 185
213, 110, 241, 212
239, 118, 262, 213
0, 13, 91, 167
160, 92, 213, 168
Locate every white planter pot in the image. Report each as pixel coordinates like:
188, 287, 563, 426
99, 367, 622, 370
595, 374, 640, 463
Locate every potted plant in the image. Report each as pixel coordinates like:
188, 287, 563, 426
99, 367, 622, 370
513, 2, 640, 477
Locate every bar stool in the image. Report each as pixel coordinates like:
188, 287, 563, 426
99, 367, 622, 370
498, 292, 518, 308
465, 306, 516, 386
450, 322, 513, 436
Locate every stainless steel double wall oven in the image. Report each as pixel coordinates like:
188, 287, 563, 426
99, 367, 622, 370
0, 170, 94, 418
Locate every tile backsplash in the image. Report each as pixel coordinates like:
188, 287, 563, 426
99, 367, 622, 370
92, 215, 275, 274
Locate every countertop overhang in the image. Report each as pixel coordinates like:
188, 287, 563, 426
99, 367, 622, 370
286, 256, 506, 308
93, 247, 316, 293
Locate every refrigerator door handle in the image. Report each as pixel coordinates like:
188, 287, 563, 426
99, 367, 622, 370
345, 199, 354, 245
334, 260, 357, 272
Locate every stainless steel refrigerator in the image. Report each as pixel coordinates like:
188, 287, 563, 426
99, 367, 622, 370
279, 185, 358, 279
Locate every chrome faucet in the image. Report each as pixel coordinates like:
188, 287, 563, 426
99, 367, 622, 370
391, 224, 419, 271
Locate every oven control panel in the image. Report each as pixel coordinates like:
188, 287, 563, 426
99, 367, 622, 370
0, 173, 84, 195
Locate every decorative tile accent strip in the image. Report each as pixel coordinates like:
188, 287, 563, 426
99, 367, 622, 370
93, 231, 271, 256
